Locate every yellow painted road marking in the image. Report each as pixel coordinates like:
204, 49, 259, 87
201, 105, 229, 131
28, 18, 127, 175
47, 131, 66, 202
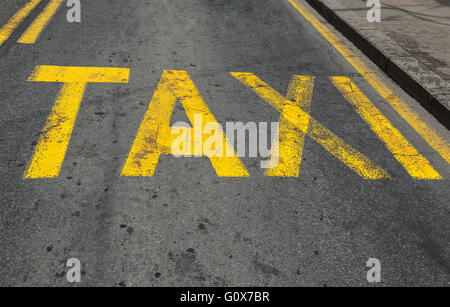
25, 66, 130, 179
18, 0, 64, 44
265, 76, 314, 177
25, 82, 86, 179
28, 65, 130, 83
0, 0, 43, 46
331, 77, 442, 179
232, 72, 390, 179
122, 70, 249, 177
288, 0, 450, 165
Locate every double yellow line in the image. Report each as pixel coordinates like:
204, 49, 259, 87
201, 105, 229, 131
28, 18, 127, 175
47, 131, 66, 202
0, 0, 64, 47
288, 0, 450, 167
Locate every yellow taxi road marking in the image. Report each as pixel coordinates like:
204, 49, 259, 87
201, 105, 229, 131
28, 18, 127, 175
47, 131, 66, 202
0, 0, 43, 46
28, 65, 131, 83
265, 76, 314, 177
232, 72, 391, 179
24, 82, 86, 179
121, 70, 249, 177
331, 77, 442, 179
288, 0, 450, 165
18, 0, 64, 44
25, 66, 130, 179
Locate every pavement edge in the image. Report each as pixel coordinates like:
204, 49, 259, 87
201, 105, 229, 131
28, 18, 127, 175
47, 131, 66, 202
303, 0, 450, 129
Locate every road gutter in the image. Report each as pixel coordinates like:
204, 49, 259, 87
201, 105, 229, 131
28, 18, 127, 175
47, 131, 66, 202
303, 0, 450, 129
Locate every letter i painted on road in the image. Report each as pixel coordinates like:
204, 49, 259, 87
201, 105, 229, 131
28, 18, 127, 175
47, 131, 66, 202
24, 65, 130, 179
330, 76, 442, 179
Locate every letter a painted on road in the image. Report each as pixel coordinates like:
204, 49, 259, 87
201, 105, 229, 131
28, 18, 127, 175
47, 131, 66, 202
121, 70, 249, 177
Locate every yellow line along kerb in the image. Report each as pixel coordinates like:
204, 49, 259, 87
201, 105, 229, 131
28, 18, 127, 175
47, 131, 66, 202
288, 0, 450, 166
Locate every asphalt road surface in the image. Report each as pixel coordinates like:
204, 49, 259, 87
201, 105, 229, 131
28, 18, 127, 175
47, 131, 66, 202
0, 0, 449, 287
